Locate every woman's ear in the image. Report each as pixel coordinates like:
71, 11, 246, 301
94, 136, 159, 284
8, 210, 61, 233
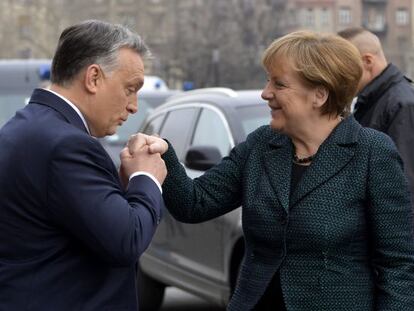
313, 86, 329, 108
84, 64, 102, 94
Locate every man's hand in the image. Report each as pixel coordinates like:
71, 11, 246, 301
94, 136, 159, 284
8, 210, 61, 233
119, 133, 167, 188
127, 133, 168, 155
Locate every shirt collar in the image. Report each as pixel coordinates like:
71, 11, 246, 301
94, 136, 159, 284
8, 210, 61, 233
43, 88, 91, 135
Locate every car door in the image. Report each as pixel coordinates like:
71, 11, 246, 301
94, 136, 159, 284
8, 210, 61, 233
165, 105, 234, 288
140, 112, 168, 248
142, 107, 199, 252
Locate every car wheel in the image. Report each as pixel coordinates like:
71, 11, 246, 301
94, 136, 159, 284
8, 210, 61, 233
137, 264, 166, 311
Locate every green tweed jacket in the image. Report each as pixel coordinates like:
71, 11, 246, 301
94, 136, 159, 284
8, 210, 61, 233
161, 116, 414, 310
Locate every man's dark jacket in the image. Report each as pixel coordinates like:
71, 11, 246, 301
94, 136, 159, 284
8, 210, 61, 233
354, 63, 414, 202
0, 89, 164, 310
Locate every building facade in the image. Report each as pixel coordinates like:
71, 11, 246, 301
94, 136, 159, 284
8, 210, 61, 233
0, 0, 413, 86
279, 0, 413, 76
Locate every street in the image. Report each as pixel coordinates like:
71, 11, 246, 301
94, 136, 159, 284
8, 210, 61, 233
160, 287, 224, 311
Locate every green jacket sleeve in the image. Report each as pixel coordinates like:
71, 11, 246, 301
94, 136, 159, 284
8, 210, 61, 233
161, 126, 265, 223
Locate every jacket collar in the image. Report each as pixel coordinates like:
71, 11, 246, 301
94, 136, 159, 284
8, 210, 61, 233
28, 88, 89, 134
264, 116, 361, 212
356, 63, 405, 110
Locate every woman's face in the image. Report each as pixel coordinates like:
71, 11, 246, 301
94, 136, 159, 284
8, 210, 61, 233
261, 56, 318, 135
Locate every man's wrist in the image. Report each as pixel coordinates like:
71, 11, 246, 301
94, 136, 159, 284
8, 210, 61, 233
129, 171, 162, 193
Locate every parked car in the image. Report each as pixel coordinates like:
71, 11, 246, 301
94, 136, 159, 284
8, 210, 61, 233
137, 88, 270, 310
101, 88, 179, 167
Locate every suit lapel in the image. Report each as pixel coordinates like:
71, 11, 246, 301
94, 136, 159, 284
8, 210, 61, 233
290, 116, 361, 207
28, 89, 122, 186
264, 135, 293, 212
28, 88, 89, 134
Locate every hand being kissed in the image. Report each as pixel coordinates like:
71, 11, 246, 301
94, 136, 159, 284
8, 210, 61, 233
119, 133, 168, 189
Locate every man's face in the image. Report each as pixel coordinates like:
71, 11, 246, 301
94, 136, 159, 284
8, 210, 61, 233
90, 48, 144, 137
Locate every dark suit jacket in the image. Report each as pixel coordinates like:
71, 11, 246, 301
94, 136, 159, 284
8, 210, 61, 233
162, 116, 414, 310
0, 89, 164, 310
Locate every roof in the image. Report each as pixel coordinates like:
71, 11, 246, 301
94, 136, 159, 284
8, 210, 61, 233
154, 88, 266, 113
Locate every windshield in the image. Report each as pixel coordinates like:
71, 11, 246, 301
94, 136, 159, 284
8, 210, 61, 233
236, 104, 270, 138
0, 95, 28, 128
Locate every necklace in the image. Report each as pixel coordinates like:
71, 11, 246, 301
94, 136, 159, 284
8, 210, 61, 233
293, 153, 315, 164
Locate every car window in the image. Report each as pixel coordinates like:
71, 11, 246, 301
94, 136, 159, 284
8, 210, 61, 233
113, 98, 153, 142
236, 105, 270, 137
159, 108, 199, 160
106, 98, 163, 144
142, 114, 165, 135
104, 91, 177, 144
192, 107, 231, 157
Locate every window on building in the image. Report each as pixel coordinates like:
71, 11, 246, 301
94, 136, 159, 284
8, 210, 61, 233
396, 8, 409, 26
288, 9, 297, 27
339, 7, 352, 25
371, 13, 385, 31
18, 15, 31, 39
321, 8, 330, 26
363, 7, 387, 32
304, 8, 315, 27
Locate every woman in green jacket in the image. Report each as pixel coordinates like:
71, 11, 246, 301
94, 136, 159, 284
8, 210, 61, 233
130, 31, 414, 310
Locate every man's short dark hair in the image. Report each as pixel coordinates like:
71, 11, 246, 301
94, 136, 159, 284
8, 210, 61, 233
337, 27, 366, 40
51, 20, 150, 86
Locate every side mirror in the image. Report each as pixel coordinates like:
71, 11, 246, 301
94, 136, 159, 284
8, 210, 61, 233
185, 145, 222, 171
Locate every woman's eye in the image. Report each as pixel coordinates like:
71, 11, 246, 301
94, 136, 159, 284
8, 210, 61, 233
274, 81, 286, 89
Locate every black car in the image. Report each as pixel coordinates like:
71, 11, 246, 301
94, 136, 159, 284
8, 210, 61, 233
137, 87, 270, 310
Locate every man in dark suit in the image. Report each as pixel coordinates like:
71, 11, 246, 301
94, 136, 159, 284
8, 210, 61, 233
0, 20, 166, 310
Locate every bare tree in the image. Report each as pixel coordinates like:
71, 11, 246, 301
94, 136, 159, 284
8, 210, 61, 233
0, 0, 287, 88
153, 0, 286, 89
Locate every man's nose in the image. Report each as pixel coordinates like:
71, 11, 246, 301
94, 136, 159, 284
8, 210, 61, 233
127, 95, 138, 114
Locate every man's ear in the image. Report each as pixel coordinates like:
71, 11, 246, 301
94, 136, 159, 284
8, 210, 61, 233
84, 64, 102, 94
313, 86, 329, 108
361, 53, 374, 70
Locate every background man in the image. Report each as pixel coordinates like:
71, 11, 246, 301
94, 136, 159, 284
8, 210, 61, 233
0, 20, 166, 310
339, 27, 414, 204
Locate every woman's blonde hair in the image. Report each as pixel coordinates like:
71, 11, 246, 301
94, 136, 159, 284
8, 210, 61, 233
262, 30, 362, 116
